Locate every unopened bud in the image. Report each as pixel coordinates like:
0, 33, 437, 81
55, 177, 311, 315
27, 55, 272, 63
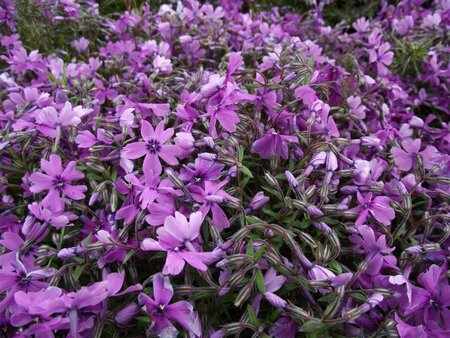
248, 192, 270, 211
264, 172, 280, 190
307, 205, 323, 217
115, 303, 140, 325
86, 162, 106, 173
285, 171, 299, 188
58, 247, 77, 259
234, 282, 253, 307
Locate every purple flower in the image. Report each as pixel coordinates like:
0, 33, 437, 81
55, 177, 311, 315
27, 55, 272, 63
247, 191, 270, 212
141, 211, 221, 275
369, 42, 394, 75
347, 95, 366, 119
295, 85, 317, 107
153, 55, 173, 74
12, 287, 66, 326
251, 129, 298, 159
269, 316, 298, 338
179, 157, 224, 186
404, 264, 450, 331
350, 225, 395, 275
28, 201, 76, 228
391, 139, 441, 171
122, 120, 182, 175
36, 102, 92, 138
138, 273, 201, 337
394, 313, 427, 338
71, 37, 89, 52
252, 268, 287, 313
0, 259, 55, 313
350, 192, 395, 226
190, 180, 238, 231
29, 154, 87, 206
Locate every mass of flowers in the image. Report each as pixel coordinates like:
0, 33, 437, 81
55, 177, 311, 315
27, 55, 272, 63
0, 0, 449, 337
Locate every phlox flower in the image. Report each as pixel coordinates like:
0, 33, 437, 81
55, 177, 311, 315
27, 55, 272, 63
251, 129, 298, 159
141, 211, 222, 275
349, 192, 395, 226
29, 154, 87, 206
138, 273, 201, 337
122, 120, 182, 175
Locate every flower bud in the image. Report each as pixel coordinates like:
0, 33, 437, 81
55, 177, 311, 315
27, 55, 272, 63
264, 172, 280, 190
331, 272, 353, 287
115, 303, 140, 325
233, 282, 253, 307
307, 205, 323, 217
248, 192, 269, 212
58, 247, 77, 260
285, 171, 298, 188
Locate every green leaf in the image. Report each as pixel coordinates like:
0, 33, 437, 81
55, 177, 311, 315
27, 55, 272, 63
238, 145, 244, 162
246, 305, 258, 326
328, 261, 342, 274
246, 239, 254, 257
300, 320, 323, 332
122, 249, 136, 265
255, 269, 266, 293
240, 165, 254, 178
254, 245, 266, 261
73, 264, 85, 281
245, 215, 265, 224
349, 293, 367, 301
136, 316, 151, 323
62, 67, 68, 87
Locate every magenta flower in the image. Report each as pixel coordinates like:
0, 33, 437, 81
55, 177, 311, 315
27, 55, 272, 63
190, 180, 238, 231
294, 85, 317, 107
28, 201, 76, 228
404, 264, 450, 331
179, 157, 224, 186
29, 154, 87, 206
122, 120, 182, 175
12, 287, 66, 326
347, 95, 366, 119
252, 268, 287, 313
350, 192, 395, 226
124, 169, 179, 209
141, 211, 221, 275
0, 259, 55, 313
391, 139, 441, 171
138, 273, 201, 337
369, 42, 394, 75
251, 129, 298, 159
394, 313, 427, 338
350, 225, 396, 275
269, 317, 298, 338
36, 102, 92, 138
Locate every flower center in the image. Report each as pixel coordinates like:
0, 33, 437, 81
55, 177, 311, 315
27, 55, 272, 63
53, 176, 66, 190
17, 273, 30, 285
194, 176, 202, 183
146, 139, 161, 154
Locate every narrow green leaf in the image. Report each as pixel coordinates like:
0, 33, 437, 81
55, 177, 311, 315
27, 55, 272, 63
122, 249, 137, 265
240, 165, 254, 178
300, 320, 323, 332
255, 270, 266, 293
246, 305, 258, 326
253, 245, 266, 261
246, 239, 254, 257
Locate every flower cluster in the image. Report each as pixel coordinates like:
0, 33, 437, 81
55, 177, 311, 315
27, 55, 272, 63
0, 0, 449, 337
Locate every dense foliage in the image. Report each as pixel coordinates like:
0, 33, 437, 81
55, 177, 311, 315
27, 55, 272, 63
0, 0, 449, 337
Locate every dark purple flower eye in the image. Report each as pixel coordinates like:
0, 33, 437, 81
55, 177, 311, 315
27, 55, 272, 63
146, 139, 161, 154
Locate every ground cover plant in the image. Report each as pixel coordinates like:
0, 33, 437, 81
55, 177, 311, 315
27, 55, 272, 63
0, 0, 449, 337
